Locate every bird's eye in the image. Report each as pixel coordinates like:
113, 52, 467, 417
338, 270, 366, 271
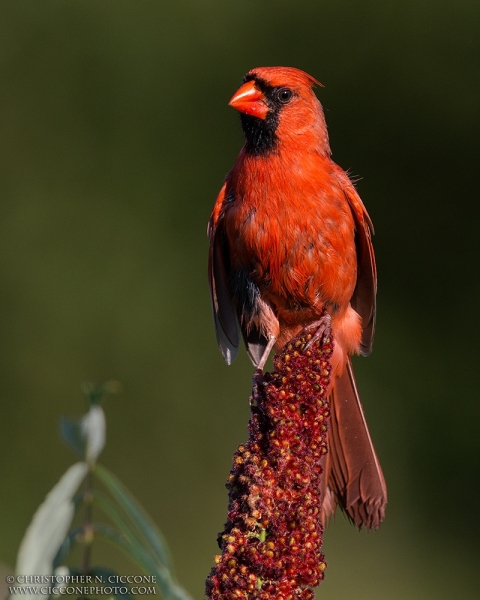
277, 88, 293, 104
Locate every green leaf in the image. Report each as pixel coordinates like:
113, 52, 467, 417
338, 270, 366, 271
94, 464, 171, 569
94, 525, 192, 600
83, 405, 106, 463
60, 406, 106, 464
15, 462, 88, 598
60, 416, 87, 459
93, 490, 147, 551
88, 568, 133, 600
52, 527, 83, 568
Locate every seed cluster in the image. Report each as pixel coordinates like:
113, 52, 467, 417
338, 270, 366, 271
206, 328, 333, 600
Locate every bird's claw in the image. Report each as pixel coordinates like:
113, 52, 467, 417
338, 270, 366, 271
303, 313, 332, 351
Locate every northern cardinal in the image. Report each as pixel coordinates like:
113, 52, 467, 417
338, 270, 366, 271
208, 67, 386, 530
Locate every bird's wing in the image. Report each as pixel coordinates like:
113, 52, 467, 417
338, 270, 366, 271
208, 183, 240, 364
343, 181, 377, 356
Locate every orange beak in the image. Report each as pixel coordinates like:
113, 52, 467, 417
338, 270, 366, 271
228, 80, 268, 120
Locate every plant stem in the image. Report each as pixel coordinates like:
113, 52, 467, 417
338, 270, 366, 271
81, 470, 94, 575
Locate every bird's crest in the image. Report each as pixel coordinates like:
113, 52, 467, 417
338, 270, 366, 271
245, 66, 324, 90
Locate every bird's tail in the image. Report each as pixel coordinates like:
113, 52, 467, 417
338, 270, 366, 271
321, 358, 387, 530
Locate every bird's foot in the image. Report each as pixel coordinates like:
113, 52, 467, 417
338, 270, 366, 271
303, 313, 332, 351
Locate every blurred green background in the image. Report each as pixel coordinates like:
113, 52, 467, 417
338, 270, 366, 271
1, 1, 479, 598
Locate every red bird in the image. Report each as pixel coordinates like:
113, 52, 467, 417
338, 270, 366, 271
208, 67, 386, 530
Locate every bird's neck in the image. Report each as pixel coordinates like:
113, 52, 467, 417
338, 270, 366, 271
231, 146, 337, 216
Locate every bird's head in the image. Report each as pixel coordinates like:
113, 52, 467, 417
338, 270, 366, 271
229, 66, 330, 157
